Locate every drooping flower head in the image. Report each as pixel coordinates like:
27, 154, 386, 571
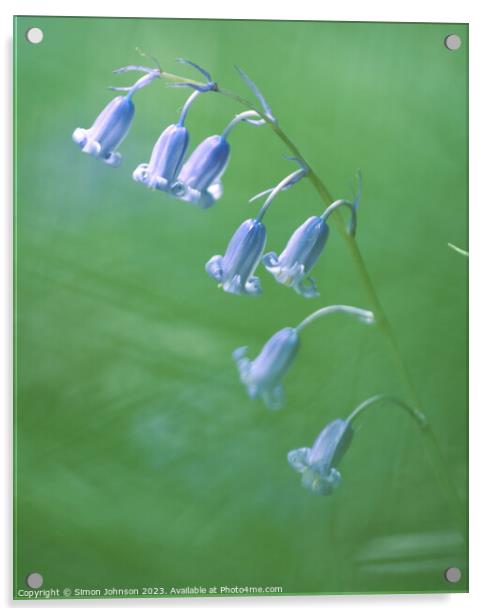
263, 216, 329, 298
133, 121, 189, 192
176, 134, 231, 208
175, 109, 265, 209
133, 90, 198, 193
233, 305, 375, 409
205, 218, 267, 296
288, 394, 427, 495
72, 65, 160, 167
233, 327, 300, 410
288, 418, 353, 495
262, 173, 362, 297
205, 161, 307, 296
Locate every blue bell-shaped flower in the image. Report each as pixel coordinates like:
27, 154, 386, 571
206, 218, 266, 296
133, 123, 189, 191
263, 216, 329, 298
177, 135, 230, 208
233, 327, 300, 410
233, 305, 374, 410
73, 66, 160, 167
132, 90, 204, 192
287, 393, 426, 495
288, 419, 353, 495
262, 174, 361, 297
176, 110, 265, 208
73, 96, 135, 167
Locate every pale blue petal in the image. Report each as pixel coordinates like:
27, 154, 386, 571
205, 255, 223, 282
261, 384, 284, 410
287, 448, 311, 473
244, 275, 262, 296
222, 274, 244, 295
262, 251, 279, 270
293, 276, 319, 299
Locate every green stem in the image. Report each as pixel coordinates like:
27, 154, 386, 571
346, 394, 427, 426
448, 242, 469, 257
296, 304, 374, 332
159, 70, 466, 535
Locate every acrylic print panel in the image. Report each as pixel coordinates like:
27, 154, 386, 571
13, 16, 468, 600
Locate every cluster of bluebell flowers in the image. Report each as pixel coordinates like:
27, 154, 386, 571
205, 161, 306, 295
73, 58, 379, 497
205, 161, 361, 297
73, 59, 265, 209
134, 103, 264, 209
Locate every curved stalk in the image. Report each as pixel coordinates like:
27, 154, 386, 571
255, 169, 305, 222
221, 110, 265, 139
177, 90, 202, 126
296, 305, 374, 333
346, 394, 427, 427
321, 198, 357, 236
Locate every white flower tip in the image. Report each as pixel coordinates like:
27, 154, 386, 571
362, 311, 375, 325
232, 346, 248, 361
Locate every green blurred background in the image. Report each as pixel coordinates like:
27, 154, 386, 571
14, 17, 468, 597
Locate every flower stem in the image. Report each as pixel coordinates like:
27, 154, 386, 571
296, 305, 374, 333
255, 169, 306, 222
346, 394, 427, 427
320, 199, 357, 236
177, 90, 202, 126
221, 110, 265, 139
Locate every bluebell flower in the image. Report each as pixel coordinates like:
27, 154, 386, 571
73, 65, 160, 167
176, 110, 265, 209
288, 418, 353, 495
133, 122, 189, 191
262, 174, 362, 297
287, 394, 426, 495
177, 135, 231, 208
133, 89, 201, 193
233, 305, 374, 409
233, 327, 300, 410
72, 96, 135, 167
205, 218, 266, 295
263, 216, 329, 298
